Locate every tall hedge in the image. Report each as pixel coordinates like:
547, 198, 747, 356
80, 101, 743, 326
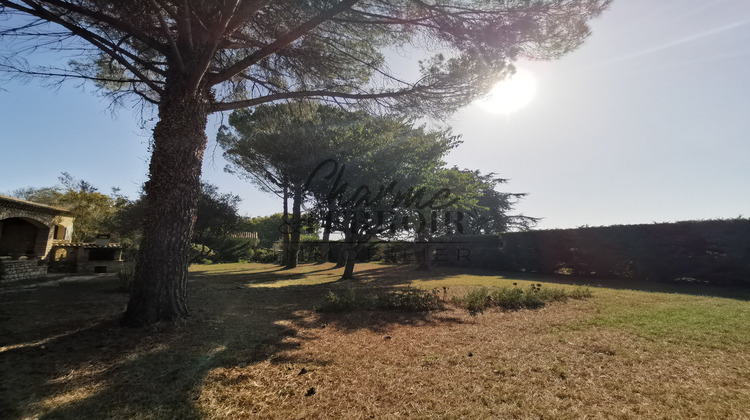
496, 219, 750, 285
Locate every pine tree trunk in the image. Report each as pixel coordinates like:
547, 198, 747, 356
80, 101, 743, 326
342, 254, 356, 279
340, 231, 356, 279
318, 210, 332, 263
415, 232, 430, 270
121, 79, 210, 327
286, 185, 302, 269
281, 182, 290, 266
336, 229, 350, 268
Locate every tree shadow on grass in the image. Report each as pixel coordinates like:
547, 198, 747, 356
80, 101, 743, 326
192, 262, 343, 286
329, 263, 465, 287
0, 264, 464, 419
0, 281, 301, 419
299, 310, 467, 335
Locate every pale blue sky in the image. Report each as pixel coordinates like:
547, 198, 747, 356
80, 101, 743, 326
1, 0, 749, 229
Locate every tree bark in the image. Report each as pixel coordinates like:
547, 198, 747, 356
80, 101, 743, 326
281, 181, 290, 267
121, 77, 210, 327
342, 254, 356, 279
341, 231, 369, 280
341, 238, 357, 280
336, 230, 349, 268
317, 206, 333, 264
286, 184, 302, 268
415, 232, 430, 270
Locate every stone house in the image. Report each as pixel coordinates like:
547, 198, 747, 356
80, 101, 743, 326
0, 194, 75, 259
0, 194, 123, 281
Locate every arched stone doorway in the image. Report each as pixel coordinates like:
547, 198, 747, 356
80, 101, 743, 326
0, 195, 76, 282
0, 194, 75, 261
0, 217, 50, 258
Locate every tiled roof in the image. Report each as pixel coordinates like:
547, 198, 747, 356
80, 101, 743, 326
0, 194, 73, 215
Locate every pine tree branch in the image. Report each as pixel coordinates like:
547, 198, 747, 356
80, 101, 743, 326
210, 0, 361, 85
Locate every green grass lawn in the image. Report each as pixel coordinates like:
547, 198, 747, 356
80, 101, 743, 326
1, 262, 749, 419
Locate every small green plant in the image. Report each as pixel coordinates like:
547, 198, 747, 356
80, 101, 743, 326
568, 286, 593, 299
549, 363, 567, 379
375, 287, 442, 311
451, 287, 490, 314
314, 290, 370, 312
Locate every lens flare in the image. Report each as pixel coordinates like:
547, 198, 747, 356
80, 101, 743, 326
477, 68, 538, 114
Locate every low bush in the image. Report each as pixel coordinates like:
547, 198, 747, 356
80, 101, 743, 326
190, 243, 216, 263
454, 287, 491, 314
452, 284, 592, 314
374, 287, 442, 311
314, 290, 373, 312
315, 287, 442, 312
249, 247, 279, 263
316, 284, 591, 315
209, 237, 256, 262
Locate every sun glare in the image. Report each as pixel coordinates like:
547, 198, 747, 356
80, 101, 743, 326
477, 68, 538, 114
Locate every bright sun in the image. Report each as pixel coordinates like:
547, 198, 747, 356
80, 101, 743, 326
477, 68, 538, 114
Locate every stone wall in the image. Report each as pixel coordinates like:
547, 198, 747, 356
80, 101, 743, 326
0, 258, 48, 282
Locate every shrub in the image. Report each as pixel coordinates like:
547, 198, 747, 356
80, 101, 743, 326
374, 287, 442, 311
208, 237, 256, 262
453, 284, 592, 314
452, 287, 490, 314
190, 243, 216, 263
250, 247, 279, 263
316, 284, 591, 315
315, 287, 442, 312
315, 290, 372, 312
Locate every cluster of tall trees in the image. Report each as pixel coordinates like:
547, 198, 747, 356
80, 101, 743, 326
218, 102, 538, 278
0, 0, 611, 325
